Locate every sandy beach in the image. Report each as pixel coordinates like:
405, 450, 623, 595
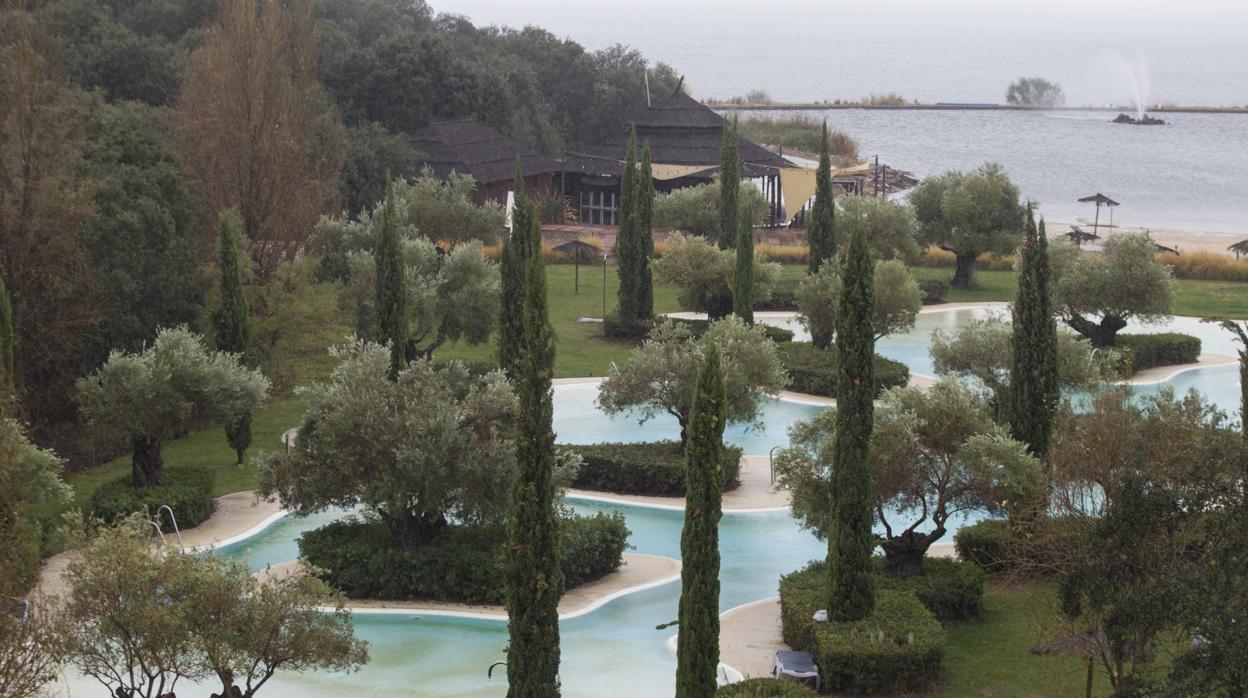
1049, 221, 1246, 257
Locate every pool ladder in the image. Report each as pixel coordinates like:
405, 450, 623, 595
150, 504, 185, 553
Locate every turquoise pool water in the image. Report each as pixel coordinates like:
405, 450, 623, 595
59, 308, 1243, 697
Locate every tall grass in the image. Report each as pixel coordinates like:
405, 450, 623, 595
915, 246, 1016, 270
738, 115, 859, 161
1159, 251, 1248, 282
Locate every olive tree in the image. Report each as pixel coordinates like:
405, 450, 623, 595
795, 259, 922, 348
1051, 234, 1175, 347
64, 516, 368, 698
910, 163, 1026, 288
597, 317, 787, 449
775, 379, 1041, 575
259, 342, 576, 545
652, 177, 766, 239
78, 327, 269, 487
836, 195, 921, 263
340, 239, 499, 360
652, 233, 780, 319
0, 419, 70, 598
930, 314, 1120, 418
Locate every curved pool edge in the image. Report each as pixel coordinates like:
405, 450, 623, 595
566, 490, 789, 515
664, 596, 778, 686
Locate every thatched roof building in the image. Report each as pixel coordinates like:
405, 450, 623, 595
408, 118, 558, 204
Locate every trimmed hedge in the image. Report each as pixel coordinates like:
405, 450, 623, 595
717, 678, 818, 696
780, 564, 944, 694
755, 279, 800, 311
668, 317, 795, 344
89, 466, 216, 531
603, 313, 654, 339
873, 557, 985, 622
299, 511, 629, 604
1116, 332, 1201, 371
777, 342, 909, 398
918, 278, 950, 304
565, 441, 743, 496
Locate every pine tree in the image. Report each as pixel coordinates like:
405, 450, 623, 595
808, 121, 837, 273
675, 344, 726, 698
638, 142, 656, 319
213, 212, 253, 463
505, 203, 563, 698
718, 117, 739, 250
1007, 208, 1059, 458
500, 160, 534, 378
0, 271, 13, 413
374, 176, 408, 380
733, 202, 755, 324
616, 128, 641, 323
827, 226, 875, 622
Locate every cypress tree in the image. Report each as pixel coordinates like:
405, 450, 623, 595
1007, 208, 1059, 457
675, 345, 726, 698
826, 226, 875, 622
615, 128, 641, 322
213, 212, 253, 463
733, 202, 755, 324
374, 176, 408, 380
505, 204, 563, 698
718, 117, 739, 250
500, 160, 534, 378
0, 271, 13, 413
638, 142, 656, 319
808, 121, 837, 273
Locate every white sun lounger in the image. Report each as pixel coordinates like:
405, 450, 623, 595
773, 650, 820, 691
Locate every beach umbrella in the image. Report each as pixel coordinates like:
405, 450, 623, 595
1077, 193, 1119, 236
552, 239, 601, 294
1229, 239, 1248, 260
1031, 628, 1106, 698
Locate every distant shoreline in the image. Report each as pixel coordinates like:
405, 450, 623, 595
710, 102, 1248, 115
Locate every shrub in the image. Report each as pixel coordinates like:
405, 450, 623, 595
717, 678, 818, 697
873, 557, 985, 622
565, 441, 743, 495
668, 317, 794, 344
954, 519, 1012, 574
1116, 332, 1201, 371
89, 466, 216, 531
918, 278, 950, 304
915, 246, 1015, 271
916, 246, 955, 267
1159, 251, 1248, 282
777, 342, 909, 398
603, 313, 654, 339
299, 512, 629, 604
756, 278, 800, 311
976, 252, 1017, 271
780, 564, 944, 694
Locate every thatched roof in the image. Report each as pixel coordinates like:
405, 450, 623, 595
1078, 193, 1120, 207
567, 88, 792, 178
1229, 239, 1248, 256
408, 118, 558, 186
551, 239, 601, 259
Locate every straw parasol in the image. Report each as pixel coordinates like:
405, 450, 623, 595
1229, 239, 1248, 260
551, 239, 602, 294
1031, 628, 1106, 698
1077, 193, 1120, 236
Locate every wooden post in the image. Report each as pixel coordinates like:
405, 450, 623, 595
574, 252, 580, 294
602, 254, 607, 320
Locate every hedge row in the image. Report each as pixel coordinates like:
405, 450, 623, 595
603, 313, 653, 339
1116, 332, 1201, 371
873, 557, 985, 622
299, 512, 628, 604
777, 343, 910, 398
90, 466, 216, 531
716, 678, 817, 696
565, 441, 743, 496
918, 278, 950, 304
755, 279, 800, 311
779, 564, 944, 694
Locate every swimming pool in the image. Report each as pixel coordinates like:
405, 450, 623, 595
55, 308, 1243, 697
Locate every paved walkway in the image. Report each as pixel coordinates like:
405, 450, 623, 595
255, 552, 681, 621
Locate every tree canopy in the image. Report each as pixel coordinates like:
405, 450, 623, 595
596, 317, 786, 447
836, 194, 921, 263
1051, 233, 1176, 346
1005, 77, 1065, 107
776, 380, 1041, 575
652, 178, 766, 240
0, 418, 71, 598
652, 233, 780, 320
910, 163, 1025, 288
77, 327, 269, 487
796, 259, 922, 348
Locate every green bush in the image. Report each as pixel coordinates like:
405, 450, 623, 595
603, 313, 654, 339
716, 678, 818, 696
756, 279, 800, 311
954, 519, 1012, 574
299, 511, 629, 604
665, 317, 793, 343
1116, 332, 1201, 371
780, 564, 944, 695
777, 342, 909, 398
565, 441, 743, 495
873, 557, 985, 621
89, 466, 216, 531
918, 278, 950, 304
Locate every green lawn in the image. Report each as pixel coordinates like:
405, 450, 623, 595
941, 582, 1112, 697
